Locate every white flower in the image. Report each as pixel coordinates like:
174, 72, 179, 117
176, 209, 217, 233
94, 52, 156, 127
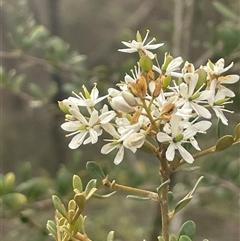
176, 73, 213, 118
61, 109, 102, 149
69, 83, 108, 109
118, 30, 164, 59
153, 56, 183, 78
101, 141, 125, 165
157, 116, 200, 163
204, 58, 234, 76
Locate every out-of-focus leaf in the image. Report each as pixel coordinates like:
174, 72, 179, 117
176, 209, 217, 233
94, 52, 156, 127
107, 231, 114, 241
2, 192, 27, 210
28, 82, 45, 99
213, 1, 239, 21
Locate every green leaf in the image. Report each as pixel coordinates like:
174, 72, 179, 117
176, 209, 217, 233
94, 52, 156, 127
52, 195, 68, 218
73, 175, 83, 193
174, 196, 192, 214
71, 215, 84, 235
179, 235, 192, 241
191, 176, 204, 196
168, 191, 174, 212
93, 191, 117, 199
158, 236, 165, 241
86, 161, 105, 180
46, 220, 57, 239
179, 220, 196, 240
107, 231, 114, 241
74, 193, 86, 214
234, 123, 240, 141
85, 179, 97, 200
215, 135, 234, 151
156, 179, 170, 197
126, 195, 151, 201
170, 234, 178, 241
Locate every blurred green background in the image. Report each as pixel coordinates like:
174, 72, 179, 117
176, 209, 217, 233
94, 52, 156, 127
1, 0, 239, 240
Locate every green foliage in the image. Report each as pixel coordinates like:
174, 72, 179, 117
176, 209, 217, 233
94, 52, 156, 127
179, 220, 196, 240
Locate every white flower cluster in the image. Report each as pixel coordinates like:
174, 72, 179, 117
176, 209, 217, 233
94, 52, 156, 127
59, 31, 239, 165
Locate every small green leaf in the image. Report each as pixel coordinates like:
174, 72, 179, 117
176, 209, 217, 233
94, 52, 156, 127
93, 191, 117, 199
191, 176, 204, 196
179, 220, 196, 240
215, 135, 234, 151
168, 191, 174, 212
156, 179, 170, 197
179, 235, 192, 241
86, 161, 105, 180
126, 195, 151, 201
107, 231, 114, 241
170, 234, 178, 241
73, 175, 83, 193
74, 193, 86, 213
46, 220, 57, 239
157, 236, 165, 241
234, 123, 240, 141
68, 199, 77, 211
174, 197, 192, 214
83, 179, 98, 201
71, 215, 84, 235
52, 195, 68, 218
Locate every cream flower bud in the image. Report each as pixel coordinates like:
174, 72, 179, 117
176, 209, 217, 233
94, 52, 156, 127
111, 95, 135, 113
58, 99, 79, 114
122, 91, 138, 106
123, 132, 145, 150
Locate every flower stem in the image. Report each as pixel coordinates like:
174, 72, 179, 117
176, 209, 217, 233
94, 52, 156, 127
102, 176, 159, 201
158, 144, 171, 241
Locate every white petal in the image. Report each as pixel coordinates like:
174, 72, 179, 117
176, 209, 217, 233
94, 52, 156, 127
176, 143, 194, 163
114, 145, 124, 165
166, 143, 175, 161
61, 121, 80, 131
157, 132, 172, 142
101, 143, 118, 154
69, 131, 87, 149
191, 102, 211, 119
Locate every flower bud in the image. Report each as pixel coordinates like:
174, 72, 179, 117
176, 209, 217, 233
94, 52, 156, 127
195, 68, 207, 89
136, 30, 142, 42
111, 95, 135, 113
58, 99, 79, 114
139, 55, 153, 72
123, 133, 145, 150
161, 52, 173, 73
122, 91, 138, 106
